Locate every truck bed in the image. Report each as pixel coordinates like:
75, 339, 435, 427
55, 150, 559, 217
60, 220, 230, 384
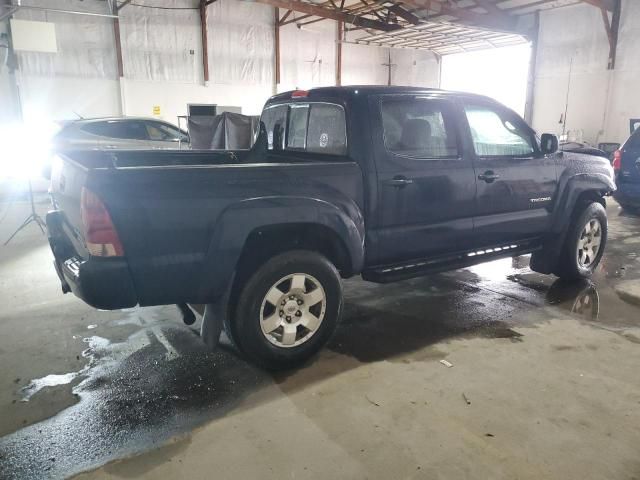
48, 148, 364, 308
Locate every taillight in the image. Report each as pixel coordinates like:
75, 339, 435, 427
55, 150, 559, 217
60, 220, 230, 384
291, 90, 309, 98
80, 187, 124, 257
612, 149, 622, 171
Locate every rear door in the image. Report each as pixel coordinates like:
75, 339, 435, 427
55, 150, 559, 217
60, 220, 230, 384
369, 93, 477, 265
619, 128, 640, 185
462, 100, 557, 246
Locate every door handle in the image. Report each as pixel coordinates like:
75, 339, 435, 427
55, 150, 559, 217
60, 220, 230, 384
478, 171, 500, 183
384, 176, 414, 187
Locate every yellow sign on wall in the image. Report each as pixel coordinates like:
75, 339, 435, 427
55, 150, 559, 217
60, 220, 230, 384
153, 105, 161, 116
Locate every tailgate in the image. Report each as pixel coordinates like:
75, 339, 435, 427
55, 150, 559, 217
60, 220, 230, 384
47, 153, 138, 309
49, 154, 94, 259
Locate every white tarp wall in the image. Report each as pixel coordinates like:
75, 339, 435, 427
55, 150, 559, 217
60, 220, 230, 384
279, 19, 336, 91
120, 0, 274, 118
5, 0, 441, 126
9, 0, 121, 121
531, 0, 640, 144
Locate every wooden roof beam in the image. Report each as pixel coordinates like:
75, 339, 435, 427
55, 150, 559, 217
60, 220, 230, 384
400, 0, 519, 33
387, 4, 421, 24
253, 0, 403, 31
581, 0, 615, 12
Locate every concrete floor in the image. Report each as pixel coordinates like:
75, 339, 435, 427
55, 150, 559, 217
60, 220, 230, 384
0, 188, 639, 480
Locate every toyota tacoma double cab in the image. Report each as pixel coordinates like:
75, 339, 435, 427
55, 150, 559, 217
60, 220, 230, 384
47, 86, 615, 369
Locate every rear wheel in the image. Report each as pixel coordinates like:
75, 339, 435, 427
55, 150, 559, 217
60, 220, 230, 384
555, 202, 607, 280
229, 250, 342, 369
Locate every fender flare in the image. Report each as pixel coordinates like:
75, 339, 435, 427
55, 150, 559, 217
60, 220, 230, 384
550, 172, 615, 233
197, 196, 365, 301
530, 173, 614, 274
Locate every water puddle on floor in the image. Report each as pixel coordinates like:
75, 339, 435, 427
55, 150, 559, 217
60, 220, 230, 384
19, 336, 110, 402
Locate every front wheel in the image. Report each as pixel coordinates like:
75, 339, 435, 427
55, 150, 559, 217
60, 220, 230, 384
555, 202, 607, 280
229, 250, 343, 370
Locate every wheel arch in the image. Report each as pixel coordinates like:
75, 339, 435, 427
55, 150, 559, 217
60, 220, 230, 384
197, 196, 365, 303
551, 173, 613, 233
531, 175, 611, 275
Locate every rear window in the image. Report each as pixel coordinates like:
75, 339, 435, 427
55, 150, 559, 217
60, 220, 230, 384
261, 103, 347, 156
306, 104, 347, 155
261, 105, 287, 151
287, 104, 309, 150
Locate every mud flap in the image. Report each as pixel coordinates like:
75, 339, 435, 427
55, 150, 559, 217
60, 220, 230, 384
200, 302, 225, 351
530, 230, 568, 275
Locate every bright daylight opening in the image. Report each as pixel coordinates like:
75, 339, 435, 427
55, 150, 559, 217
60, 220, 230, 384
440, 43, 532, 116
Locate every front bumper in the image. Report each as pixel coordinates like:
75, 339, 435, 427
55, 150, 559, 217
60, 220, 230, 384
46, 211, 138, 310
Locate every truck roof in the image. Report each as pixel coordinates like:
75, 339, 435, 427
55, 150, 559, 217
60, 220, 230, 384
268, 85, 496, 103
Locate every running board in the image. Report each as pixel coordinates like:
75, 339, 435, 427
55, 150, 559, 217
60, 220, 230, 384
362, 240, 543, 284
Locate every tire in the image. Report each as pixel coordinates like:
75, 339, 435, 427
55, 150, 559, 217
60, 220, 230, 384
229, 250, 343, 370
555, 202, 607, 280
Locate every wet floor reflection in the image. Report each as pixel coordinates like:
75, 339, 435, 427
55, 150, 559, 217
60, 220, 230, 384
1, 249, 639, 478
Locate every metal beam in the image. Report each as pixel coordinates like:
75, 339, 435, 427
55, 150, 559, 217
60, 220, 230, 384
110, 0, 124, 78
200, 0, 209, 83
336, 20, 343, 85
0, 5, 17, 22
274, 7, 281, 86
603, 0, 621, 69
252, 0, 402, 32
279, 9, 293, 24
387, 4, 420, 25
117, 0, 132, 11
400, 0, 519, 32
0, 3, 118, 18
473, 0, 510, 19
580, 0, 615, 12
524, 11, 539, 124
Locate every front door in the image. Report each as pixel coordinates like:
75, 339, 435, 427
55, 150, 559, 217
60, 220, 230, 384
369, 94, 477, 266
462, 100, 558, 247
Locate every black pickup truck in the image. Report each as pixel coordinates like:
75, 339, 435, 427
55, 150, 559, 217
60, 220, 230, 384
47, 86, 615, 368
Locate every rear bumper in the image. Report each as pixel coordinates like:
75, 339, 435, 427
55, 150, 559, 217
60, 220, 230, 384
46, 211, 138, 310
613, 181, 640, 206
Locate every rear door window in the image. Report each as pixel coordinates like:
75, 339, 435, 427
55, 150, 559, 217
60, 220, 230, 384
381, 98, 458, 159
116, 121, 149, 140
82, 121, 119, 137
82, 121, 148, 140
146, 122, 182, 141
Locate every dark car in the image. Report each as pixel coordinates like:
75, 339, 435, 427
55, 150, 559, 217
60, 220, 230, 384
45, 86, 615, 369
613, 129, 640, 210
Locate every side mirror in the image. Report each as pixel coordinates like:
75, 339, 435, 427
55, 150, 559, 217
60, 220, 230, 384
540, 133, 559, 154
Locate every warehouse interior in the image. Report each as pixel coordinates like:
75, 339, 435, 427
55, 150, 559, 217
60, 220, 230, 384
0, 0, 639, 479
